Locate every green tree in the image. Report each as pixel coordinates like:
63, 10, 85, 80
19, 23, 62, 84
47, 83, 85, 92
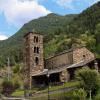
95, 24, 100, 44
73, 88, 87, 100
13, 64, 20, 73
1, 78, 20, 96
94, 94, 100, 100
75, 67, 100, 100
1, 79, 14, 96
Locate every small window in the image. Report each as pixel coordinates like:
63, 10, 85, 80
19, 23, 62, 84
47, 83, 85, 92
83, 55, 86, 57
34, 47, 39, 53
36, 37, 38, 42
83, 55, 86, 59
37, 47, 39, 53
34, 47, 37, 53
35, 57, 39, 65
34, 36, 38, 43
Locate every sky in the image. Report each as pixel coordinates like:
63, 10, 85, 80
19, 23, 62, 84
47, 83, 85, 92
0, 0, 99, 40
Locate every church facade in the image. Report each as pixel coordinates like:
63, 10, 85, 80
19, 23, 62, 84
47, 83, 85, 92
24, 31, 98, 89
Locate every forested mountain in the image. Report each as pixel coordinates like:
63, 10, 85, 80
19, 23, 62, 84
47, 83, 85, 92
65, 1, 100, 56
0, 1, 100, 67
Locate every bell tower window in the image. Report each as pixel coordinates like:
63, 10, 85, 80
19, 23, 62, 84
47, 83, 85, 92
34, 47, 37, 53
34, 36, 38, 43
34, 47, 39, 53
37, 47, 39, 53
35, 57, 39, 65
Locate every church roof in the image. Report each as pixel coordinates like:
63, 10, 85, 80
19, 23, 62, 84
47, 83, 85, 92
24, 31, 42, 37
46, 46, 85, 60
32, 57, 95, 77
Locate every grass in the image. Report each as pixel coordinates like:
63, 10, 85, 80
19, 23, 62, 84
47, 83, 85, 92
11, 81, 79, 97
30, 89, 75, 100
11, 90, 24, 97
38, 81, 79, 93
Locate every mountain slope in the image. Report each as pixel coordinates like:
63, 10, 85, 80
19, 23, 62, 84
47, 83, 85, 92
0, 14, 76, 66
68, 1, 100, 34
0, 1, 100, 67
65, 2, 100, 56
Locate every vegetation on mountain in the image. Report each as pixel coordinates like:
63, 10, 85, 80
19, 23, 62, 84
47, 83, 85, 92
0, 2, 100, 67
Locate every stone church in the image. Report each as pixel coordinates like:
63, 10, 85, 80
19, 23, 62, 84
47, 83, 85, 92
24, 31, 98, 89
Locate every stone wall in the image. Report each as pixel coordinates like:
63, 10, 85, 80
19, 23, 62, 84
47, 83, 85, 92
24, 32, 44, 89
30, 34, 44, 75
24, 32, 96, 88
59, 70, 70, 82
45, 51, 73, 70
73, 47, 95, 64
24, 34, 31, 88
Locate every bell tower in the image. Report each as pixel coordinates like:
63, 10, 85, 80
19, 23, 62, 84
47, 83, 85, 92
24, 31, 44, 89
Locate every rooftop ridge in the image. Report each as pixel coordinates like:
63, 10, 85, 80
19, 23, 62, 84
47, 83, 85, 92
46, 46, 85, 60
24, 31, 42, 37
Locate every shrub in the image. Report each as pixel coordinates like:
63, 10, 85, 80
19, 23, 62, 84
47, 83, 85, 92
1, 79, 14, 96
73, 88, 87, 100
13, 64, 20, 73
75, 67, 100, 99
1, 79, 20, 96
94, 94, 100, 100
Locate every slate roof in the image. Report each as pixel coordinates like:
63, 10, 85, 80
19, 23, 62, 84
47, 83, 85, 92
45, 46, 85, 60
32, 57, 95, 77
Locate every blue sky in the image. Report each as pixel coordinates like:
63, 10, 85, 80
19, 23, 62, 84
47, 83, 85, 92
0, 0, 99, 40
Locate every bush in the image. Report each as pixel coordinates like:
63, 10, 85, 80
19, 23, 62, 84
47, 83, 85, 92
1, 80, 14, 96
1, 79, 20, 96
94, 94, 100, 100
75, 67, 100, 99
73, 88, 87, 100
13, 64, 20, 73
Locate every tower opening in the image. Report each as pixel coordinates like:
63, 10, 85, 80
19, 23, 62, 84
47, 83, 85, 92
34, 36, 38, 43
37, 47, 39, 53
35, 57, 39, 65
34, 47, 37, 53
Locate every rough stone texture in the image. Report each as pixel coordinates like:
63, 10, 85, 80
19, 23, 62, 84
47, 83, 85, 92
59, 70, 70, 82
24, 32, 96, 88
24, 34, 31, 88
30, 34, 44, 74
45, 51, 73, 70
73, 47, 95, 64
24, 32, 44, 89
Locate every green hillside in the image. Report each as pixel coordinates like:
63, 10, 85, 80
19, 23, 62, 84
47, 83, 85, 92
0, 13, 76, 66
0, 1, 100, 67
65, 1, 100, 56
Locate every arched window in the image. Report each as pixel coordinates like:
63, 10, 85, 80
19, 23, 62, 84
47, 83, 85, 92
34, 36, 38, 43
34, 36, 36, 42
35, 57, 39, 65
34, 47, 37, 53
36, 37, 38, 42
37, 47, 39, 53
34, 47, 39, 53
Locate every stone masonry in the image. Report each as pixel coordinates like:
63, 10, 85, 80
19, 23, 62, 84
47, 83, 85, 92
24, 32, 44, 89
24, 31, 96, 89
73, 47, 95, 64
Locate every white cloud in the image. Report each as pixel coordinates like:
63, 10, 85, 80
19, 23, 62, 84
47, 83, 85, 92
56, 0, 74, 9
0, 34, 8, 40
0, 0, 51, 27
54, 0, 100, 9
